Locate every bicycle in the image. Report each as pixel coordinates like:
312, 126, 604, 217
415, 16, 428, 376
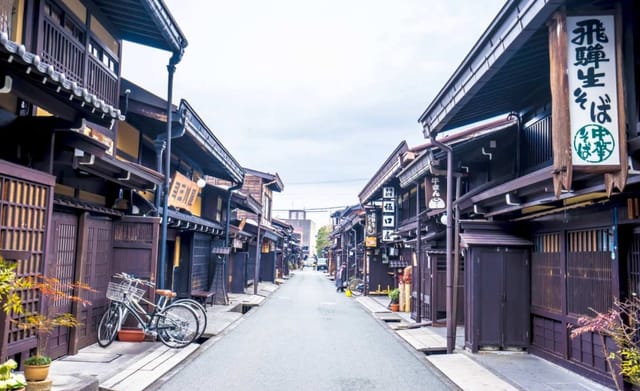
163, 295, 207, 340
347, 277, 365, 296
97, 273, 200, 348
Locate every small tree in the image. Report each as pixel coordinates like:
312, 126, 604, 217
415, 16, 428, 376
571, 296, 640, 390
1, 255, 96, 364
315, 225, 331, 257
0, 258, 28, 314
16, 275, 95, 364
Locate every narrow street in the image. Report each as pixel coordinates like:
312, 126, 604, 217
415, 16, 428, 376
150, 270, 453, 391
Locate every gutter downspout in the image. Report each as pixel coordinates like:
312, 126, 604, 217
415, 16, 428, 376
219, 182, 243, 305
158, 49, 184, 289
415, 181, 421, 323
253, 213, 262, 295
430, 130, 455, 354
153, 113, 187, 209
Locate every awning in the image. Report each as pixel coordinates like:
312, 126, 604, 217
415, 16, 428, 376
54, 196, 124, 217
262, 229, 281, 242
231, 192, 261, 215
244, 220, 282, 242
72, 150, 163, 191
167, 209, 224, 235
399, 116, 517, 188
0, 33, 123, 127
460, 232, 532, 248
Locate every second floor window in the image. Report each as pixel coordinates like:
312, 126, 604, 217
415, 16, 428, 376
44, 1, 84, 43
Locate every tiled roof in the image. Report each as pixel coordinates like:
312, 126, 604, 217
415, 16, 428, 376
0, 32, 124, 123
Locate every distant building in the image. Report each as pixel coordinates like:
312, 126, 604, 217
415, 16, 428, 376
284, 210, 316, 258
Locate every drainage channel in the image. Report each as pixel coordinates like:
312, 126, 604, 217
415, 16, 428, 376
230, 303, 255, 314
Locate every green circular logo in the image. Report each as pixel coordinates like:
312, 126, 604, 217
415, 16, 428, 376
573, 124, 615, 163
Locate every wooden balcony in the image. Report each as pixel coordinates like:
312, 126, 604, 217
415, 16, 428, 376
37, 6, 119, 107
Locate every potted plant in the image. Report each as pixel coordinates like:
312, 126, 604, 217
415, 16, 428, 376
0, 359, 26, 390
388, 288, 400, 312
15, 275, 93, 382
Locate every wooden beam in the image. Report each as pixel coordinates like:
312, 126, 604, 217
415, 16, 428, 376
548, 10, 573, 197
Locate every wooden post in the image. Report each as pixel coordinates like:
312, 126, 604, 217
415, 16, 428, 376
548, 10, 573, 197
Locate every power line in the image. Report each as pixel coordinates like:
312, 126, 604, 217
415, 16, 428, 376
285, 178, 368, 185
273, 205, 349, 212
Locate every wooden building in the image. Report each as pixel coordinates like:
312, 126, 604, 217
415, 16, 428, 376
0, 0, 187, 362
355, 142, 416, 298
120, 79, 245, 305
414, 0, 640, 386
225, 169, 284, 290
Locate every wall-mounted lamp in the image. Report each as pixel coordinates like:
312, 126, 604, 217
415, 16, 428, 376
196, 178, 207, 188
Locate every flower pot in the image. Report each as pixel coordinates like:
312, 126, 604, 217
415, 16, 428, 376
390, 303, 400, 312
118, 328, 145, 342
23, 363, 50, 382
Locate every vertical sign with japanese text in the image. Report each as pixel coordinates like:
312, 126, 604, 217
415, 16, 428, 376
567, 15, 620, 167
425, 176, 446, 210
381, 186, 396, 242
365, 207, 378, 247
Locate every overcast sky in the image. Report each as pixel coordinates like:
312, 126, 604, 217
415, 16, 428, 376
121, 0, 506, 226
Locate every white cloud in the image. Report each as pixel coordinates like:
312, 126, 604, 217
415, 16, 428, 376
122, 0, 506, 225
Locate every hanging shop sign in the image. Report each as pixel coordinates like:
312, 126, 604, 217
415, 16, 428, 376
168, 171, 200, 210
425, 176, 446, 210
567, 14, 621, 168
382, 186, 396, 242
365, 207, 378, 248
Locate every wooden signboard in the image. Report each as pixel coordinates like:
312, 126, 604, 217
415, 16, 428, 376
168, 171, 200, 210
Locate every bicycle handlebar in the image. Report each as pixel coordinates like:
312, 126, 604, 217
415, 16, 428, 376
113, 272, 155, 287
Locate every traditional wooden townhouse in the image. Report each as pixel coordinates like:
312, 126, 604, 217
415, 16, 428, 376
0, 0, 187, 362
329, 205, 367, 291
272, 217, 295, 279
225, 168, 283, 291
396, 120, 516, 326
119, 79, 245, 306
356, 142, 418, 297
415, 0, 640, 386
227, 189, 260, 294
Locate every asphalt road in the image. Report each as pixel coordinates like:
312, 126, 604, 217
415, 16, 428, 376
150, 269, 452, 391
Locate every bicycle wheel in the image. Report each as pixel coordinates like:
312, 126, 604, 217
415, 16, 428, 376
348, 278, 364, 296
156, 303, 199, 348
97, 303, 122, 347
173, 299, 207, 339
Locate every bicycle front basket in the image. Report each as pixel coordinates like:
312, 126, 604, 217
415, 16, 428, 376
106, 281, 145, 303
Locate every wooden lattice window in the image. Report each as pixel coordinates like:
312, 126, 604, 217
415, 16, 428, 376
566, 228, 613, 316
627, 231, 640, 296
0, 176, 49, 344
532, 233, 561, 312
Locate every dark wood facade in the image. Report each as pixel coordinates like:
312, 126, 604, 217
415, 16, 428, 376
0, 0, 186, 362
409, 0, 640, 386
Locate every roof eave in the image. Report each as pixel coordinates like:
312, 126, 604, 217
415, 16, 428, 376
417, 0, 562, 134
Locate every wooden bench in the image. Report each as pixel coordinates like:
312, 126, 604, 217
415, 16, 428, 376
191, 290, 215, 308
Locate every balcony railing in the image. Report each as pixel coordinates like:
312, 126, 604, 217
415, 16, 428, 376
41, 17, 85, 85
38, 10, 119, 107
87, 55, 118, 107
